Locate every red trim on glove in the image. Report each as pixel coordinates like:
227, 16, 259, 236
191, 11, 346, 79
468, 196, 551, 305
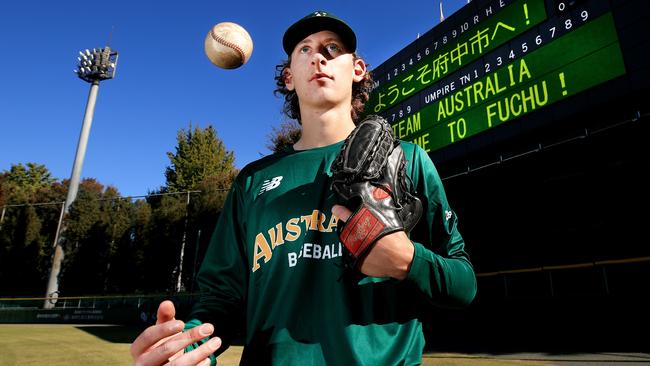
372, 186, 391, 200
340, 207, 385, 257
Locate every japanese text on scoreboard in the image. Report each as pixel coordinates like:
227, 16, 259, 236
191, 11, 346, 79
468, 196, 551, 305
367, 0, 626, 152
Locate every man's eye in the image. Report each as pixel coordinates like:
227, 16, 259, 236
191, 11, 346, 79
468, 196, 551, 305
299, 46, 311, 54
326, 44, 341, 53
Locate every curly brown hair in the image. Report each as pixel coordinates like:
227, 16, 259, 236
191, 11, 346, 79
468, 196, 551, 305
274, 53, 374, 124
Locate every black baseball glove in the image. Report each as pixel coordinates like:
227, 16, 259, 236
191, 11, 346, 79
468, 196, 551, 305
330, 115, 423, 269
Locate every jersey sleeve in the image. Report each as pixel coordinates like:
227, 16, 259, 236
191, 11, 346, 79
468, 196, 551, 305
185, 177, 249, 358
404, 144, 477, 308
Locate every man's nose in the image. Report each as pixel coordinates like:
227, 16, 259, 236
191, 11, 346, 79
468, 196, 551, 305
311, 52, 328, 66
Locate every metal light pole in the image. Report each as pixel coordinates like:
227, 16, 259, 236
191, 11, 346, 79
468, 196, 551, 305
175, 191, 191, 293
43, 46, 118, 309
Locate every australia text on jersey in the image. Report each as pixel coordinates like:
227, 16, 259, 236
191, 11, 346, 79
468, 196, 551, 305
252, 209, 340, 272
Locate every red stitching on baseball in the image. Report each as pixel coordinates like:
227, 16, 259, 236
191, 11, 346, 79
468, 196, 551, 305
211, 28, 246, 66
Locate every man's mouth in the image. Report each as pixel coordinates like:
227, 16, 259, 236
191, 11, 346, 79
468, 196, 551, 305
310, 72, 332, 81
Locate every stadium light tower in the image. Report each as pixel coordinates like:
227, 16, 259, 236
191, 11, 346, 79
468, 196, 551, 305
43, 46, 118, 309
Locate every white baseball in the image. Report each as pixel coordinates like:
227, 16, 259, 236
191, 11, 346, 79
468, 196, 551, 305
204, 22, 253, 69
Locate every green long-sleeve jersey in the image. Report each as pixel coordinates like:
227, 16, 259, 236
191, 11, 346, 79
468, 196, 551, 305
186, 140, 476, 365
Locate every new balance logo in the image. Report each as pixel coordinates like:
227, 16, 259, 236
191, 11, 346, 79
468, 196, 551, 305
258, 176, 283, 196
445, 210, 453, 221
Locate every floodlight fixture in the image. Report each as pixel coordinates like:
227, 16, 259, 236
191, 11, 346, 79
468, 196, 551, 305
74, 46, 118, 83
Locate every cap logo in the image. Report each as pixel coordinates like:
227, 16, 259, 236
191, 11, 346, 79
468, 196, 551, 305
314, 11, 327, 16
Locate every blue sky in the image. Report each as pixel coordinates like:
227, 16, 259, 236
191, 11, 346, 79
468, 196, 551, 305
0, 0, 465, 198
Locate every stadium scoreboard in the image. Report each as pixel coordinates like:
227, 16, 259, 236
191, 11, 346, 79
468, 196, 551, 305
366, 0, 637, 154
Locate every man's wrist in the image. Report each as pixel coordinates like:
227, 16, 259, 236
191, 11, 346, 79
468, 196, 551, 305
387, 232, 415, 280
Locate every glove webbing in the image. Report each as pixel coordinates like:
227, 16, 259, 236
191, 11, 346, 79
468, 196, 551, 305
331, 120, 395, 183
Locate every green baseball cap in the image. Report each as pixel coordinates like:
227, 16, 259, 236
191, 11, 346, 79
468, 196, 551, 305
282, 10, 357, 56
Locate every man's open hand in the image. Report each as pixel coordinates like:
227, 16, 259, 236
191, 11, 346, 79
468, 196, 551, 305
130, 300, 221, 366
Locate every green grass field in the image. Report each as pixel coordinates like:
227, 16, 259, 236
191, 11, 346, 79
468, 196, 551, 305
0, 324, 555, 366
0, 324, 246, 366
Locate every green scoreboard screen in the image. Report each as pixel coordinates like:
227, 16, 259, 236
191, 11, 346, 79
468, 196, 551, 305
366, 0, 644, 155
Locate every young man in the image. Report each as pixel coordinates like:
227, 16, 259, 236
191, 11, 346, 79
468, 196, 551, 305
131, 11, 476, 366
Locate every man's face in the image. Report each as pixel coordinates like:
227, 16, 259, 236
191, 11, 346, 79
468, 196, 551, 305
284, 30, 366, 113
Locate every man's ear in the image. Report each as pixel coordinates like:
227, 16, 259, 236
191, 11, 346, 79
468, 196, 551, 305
284, 68, 295, 91
352, 58, 367, 82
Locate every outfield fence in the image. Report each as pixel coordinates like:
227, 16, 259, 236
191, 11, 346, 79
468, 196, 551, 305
0, 293, 199, 325
2, 254, 648, 325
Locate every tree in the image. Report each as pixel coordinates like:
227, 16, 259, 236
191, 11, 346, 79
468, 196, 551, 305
141, 193, 188, 292
42, 178, 137, 296
2, 163, 56, 194
59, 179, 104, 295
99, 187, 134, 293
0, 162, 58, 210
151, 123, 238, 291
183, 169, 238, 289
266, 119, 302, 153
110, 198, 151, 293
165, 123, 236, 192
0, 163, 62, 295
